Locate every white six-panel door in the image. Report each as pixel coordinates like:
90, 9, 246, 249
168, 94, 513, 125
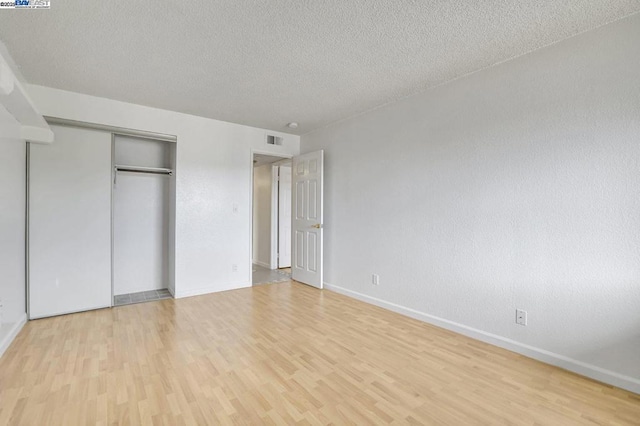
291, 150, 323, 288
29, 125, 112, 318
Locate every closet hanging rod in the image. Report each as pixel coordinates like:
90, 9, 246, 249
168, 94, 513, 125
115, 165, 173, 176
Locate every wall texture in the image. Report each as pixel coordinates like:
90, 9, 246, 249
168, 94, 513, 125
302, 14, 640, 392
252, 164, 272, 267
113, 173, 170, 294
27, 85, 300, 298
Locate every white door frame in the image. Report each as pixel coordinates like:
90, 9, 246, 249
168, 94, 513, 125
249, 150, 292, 284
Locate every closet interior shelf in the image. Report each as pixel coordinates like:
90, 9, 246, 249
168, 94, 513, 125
115, 165, 173, 176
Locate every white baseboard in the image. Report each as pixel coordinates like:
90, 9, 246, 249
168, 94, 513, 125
167, 285, 175, 298
324, 282, 640, 395
0, 313, 27, 358
253, 260, 272, 269
175, 281, 251, 299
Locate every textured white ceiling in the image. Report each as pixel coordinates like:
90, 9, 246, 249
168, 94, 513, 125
0, 1, 638, 135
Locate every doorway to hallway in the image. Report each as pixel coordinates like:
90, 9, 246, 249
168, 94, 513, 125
251, 153, 292, 286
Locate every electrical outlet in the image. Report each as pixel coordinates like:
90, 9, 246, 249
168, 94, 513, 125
516, 309, 527, 326
372, 274, 379, 285
232, 264, 238, 272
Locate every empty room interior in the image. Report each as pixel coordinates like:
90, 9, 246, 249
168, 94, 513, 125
1, 1, 640, 424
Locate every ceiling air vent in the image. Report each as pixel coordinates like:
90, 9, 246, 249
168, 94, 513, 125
266, 134, 283, 146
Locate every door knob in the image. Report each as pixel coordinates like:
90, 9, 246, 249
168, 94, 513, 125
312, 224, 322, 229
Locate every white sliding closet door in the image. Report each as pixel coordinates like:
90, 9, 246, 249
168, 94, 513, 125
29, 125, 112, 319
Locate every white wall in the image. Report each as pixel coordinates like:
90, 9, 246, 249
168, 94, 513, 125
0, 138, 26, 355
302, 14, 640, 393
0, 140, 25, 323
252, 164, 272, 267
278, 165, 292, 268
27, 84, 300, 298
113, 173, 170, 294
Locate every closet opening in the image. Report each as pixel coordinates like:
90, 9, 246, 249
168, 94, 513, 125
112, 134, 176, 306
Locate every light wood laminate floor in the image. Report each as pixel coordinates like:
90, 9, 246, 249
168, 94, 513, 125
1, 281, 639, 425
